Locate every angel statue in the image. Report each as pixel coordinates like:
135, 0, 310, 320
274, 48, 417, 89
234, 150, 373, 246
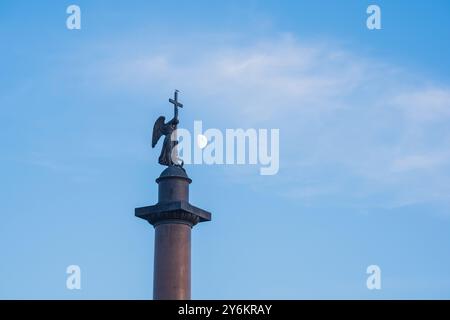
152, 90, 184, 167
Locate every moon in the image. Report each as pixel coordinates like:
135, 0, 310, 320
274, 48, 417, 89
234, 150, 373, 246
197, 134, 208, 149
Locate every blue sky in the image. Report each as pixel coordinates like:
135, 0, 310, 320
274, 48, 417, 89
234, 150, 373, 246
1, 0, 450, 299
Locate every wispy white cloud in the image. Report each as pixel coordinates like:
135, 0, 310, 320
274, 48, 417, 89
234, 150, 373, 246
85, 34, 450, 210
392, 88, 450, 122
94, 35, 374, 122
391, 153, 448, 172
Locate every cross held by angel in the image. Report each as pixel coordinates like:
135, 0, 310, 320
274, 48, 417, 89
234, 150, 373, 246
152, 90, 184, 167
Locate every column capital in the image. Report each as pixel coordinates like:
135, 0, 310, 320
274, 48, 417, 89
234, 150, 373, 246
135, 200, 211, 227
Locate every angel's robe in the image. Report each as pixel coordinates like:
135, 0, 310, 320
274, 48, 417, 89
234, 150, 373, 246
158, 118, 178, 166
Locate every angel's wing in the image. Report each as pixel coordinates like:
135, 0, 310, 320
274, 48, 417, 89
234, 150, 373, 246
152, 116, 166, 148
